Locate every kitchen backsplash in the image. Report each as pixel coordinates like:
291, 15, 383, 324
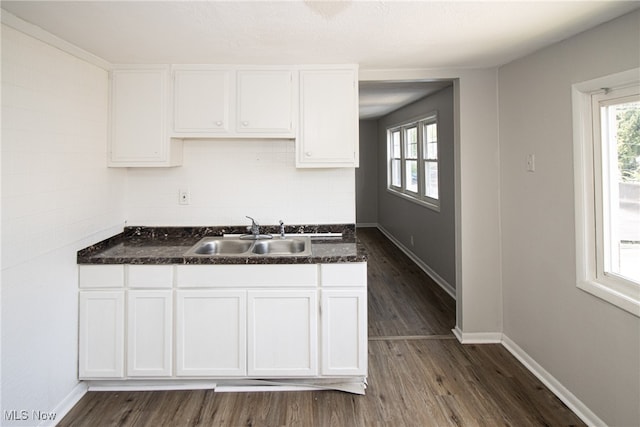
124, 139, 356, 226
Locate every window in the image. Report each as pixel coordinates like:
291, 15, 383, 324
387, 114, 439, 210
573, 69, 640, 317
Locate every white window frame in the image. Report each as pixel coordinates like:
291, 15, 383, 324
572, 68, 640, 317
387, 113, 440, 211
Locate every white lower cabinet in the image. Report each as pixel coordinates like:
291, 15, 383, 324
321, 289, 367, 375
176, 290, 247, 376
79, 290, 125, 378
248, 290, 318, 376
127, 290, 173, 377
79, 262, 366, 385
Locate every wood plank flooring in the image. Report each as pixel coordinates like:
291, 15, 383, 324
59, 228, 585, 427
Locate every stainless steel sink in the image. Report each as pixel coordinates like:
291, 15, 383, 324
190, 239, 253, 255
185, 236, 311, 257
252, 238, 309, 255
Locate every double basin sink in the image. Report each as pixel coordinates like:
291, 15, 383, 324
185, 235, 312, 257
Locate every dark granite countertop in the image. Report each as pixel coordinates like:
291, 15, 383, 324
77, 224, 367, 265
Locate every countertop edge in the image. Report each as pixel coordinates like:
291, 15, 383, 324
77, 224, 367, 265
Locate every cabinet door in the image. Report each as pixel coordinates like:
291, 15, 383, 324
248, 290, 318, 376
297, 68, 359, 167
79, 291, 124, 378
321, 289, 367, 376
127, 290, 173, 377
110, 67, 180, 166
237, 70, 294, 135
174, 69, 231, 133
176, 290, 247, 376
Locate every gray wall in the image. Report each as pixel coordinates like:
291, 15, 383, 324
498, 10, 640, 426
356, 120, 379, 225
376, 86, 455, 288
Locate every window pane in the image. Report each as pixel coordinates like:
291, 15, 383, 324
424, 123, 438, 160
405, 160, 418, 193
391, 159, 401, 187
392, 130, 401, 158
425, 161, 438, 199
601, 99, 640, 283
406, 127, 418, 159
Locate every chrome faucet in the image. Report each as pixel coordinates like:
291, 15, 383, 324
279, 220, 285, 238
246, 216, 260, 237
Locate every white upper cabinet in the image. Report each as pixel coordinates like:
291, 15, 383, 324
172, 67, 295, 138
173, 69, 231, 133
109, 64, 358, 168
109, 66, 183, 167
236, 69, 295, 135
297, 67, 359, 168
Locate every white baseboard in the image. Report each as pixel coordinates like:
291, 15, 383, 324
452, 326, 502, 343
501, 335, 606, 427
42, 382, 88, 427
85, 379, 366, 395
356, 222, 379, 228
87, 381, 217, 392
376, 225, 456, 299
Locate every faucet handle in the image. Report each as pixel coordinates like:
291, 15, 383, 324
246, 216, 260, 235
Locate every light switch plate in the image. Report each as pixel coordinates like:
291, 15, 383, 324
526, 154, 535, 172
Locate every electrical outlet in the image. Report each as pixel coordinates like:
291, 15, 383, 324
178, 189, 190, 205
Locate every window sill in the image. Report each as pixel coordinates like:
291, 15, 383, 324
386, 188, 440, 212
577, 279, 640, 318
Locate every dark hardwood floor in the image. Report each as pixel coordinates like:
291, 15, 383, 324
59, 228, 584, 427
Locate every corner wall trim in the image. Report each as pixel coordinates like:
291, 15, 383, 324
43, 382, 88, 426
376, 225, 456, 299
1, 10, 111, 70
452, 327, 502, 343
501, 335, 606, 427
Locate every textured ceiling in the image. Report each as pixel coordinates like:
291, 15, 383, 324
2, 1, 638, 119
2, 1, 637, 68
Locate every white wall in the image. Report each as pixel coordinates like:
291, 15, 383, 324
498, 11, 640, 427
1, 24, 125, 425
124, 139, 355, 226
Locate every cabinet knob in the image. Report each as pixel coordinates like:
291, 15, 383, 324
215, 121, 223, 127
242, 121, 249, 127
305, 152, 312, 157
